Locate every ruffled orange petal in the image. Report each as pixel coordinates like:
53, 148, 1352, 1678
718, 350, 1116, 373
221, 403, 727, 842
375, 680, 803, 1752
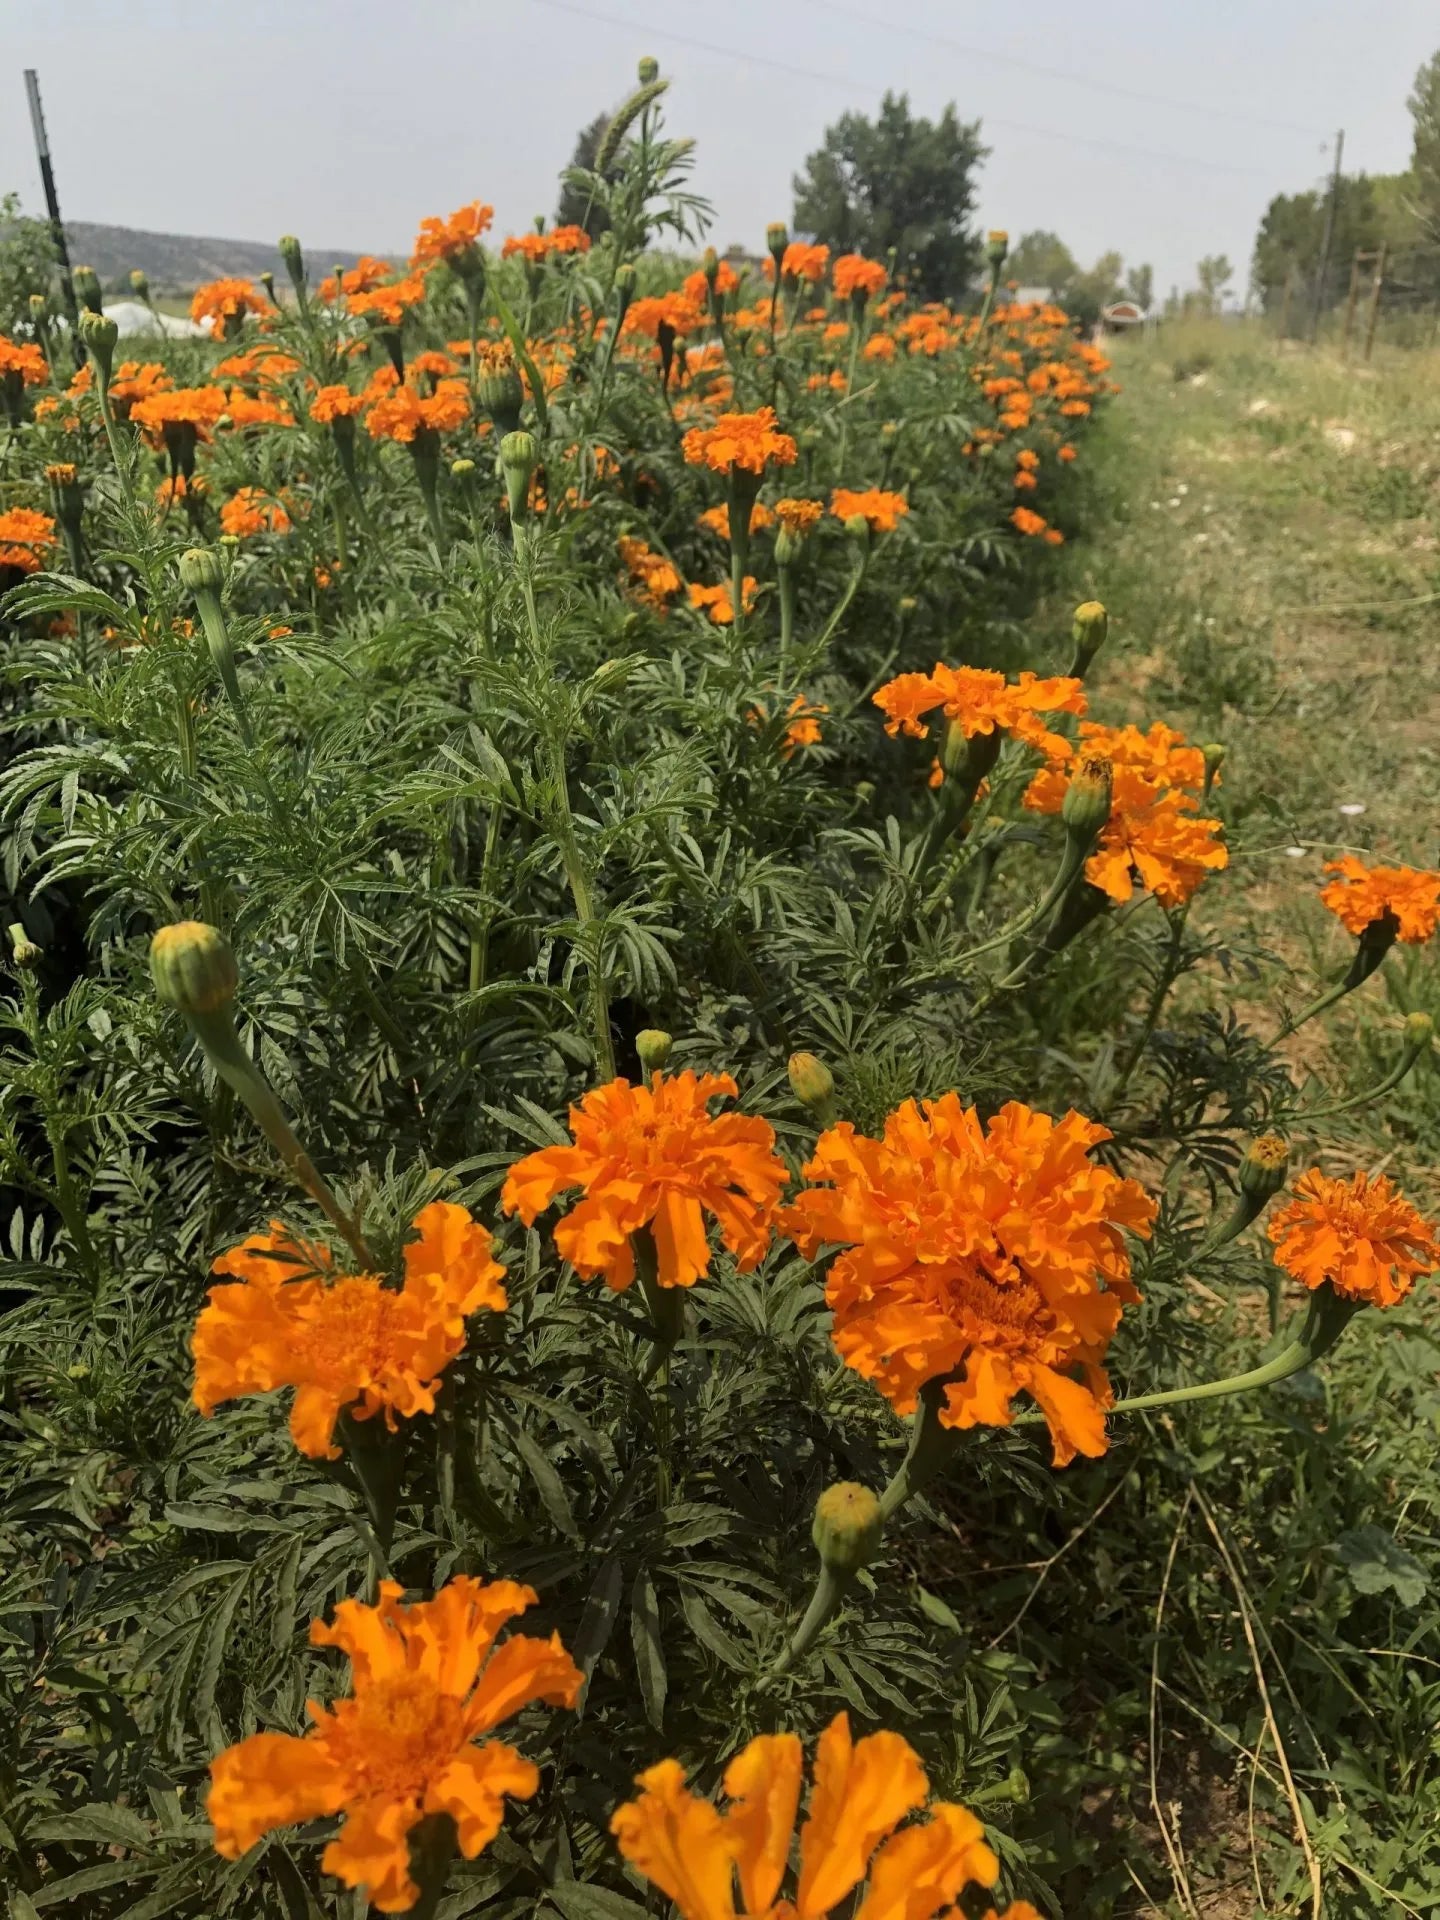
207, 1730, 346, 1859
723, 1732, 804, 1915
554, 1188, 644, 1286
464, 1632, 584, 1735
405, 1200, 509, 1314
797, 1715, 927, 1918
1019, 1361, 1109, 1468
428, 1737, 540, 1858
852, 1804, 999, 1920
611, 1759, 740, 1920
501, 1143, 590, 1224
320, 1793, 423, 1913
289, 1381, 346, 1460
653, 1188, 713, 1288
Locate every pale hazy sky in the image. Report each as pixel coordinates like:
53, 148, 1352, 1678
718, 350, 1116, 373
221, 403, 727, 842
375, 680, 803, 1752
4, 1, 1435, 298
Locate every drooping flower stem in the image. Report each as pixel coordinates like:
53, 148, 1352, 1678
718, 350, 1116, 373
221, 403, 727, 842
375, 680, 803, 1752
1273, 913, 1398, 1041
877, 1375, 966, 1521
814, 543, 868, 651
772, 1561, 855, 1675
1282, 1013, 1433, 1123
1106, 1286, 1360, 1418
182, 1003, 375, 1270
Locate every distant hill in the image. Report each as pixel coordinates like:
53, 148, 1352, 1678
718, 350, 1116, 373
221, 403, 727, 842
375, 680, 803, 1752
56, 222, 393, 295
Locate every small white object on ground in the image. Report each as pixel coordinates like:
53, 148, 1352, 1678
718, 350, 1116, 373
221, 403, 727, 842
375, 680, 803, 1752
101, 300, 208, 339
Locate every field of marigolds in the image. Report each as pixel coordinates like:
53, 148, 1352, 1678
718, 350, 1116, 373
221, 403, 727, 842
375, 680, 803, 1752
2, 63, 1439, 1920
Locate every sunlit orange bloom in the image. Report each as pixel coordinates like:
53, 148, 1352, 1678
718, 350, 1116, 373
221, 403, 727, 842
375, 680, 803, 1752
547, 223, 592, 255
213, 345, 300, 385
1318, 855, 1440, 944
1015, 448, 1040, 471
503, 232, 550, 265
782, 693, 826, 755
501, 1071, 788, 1292
829, 487, 908, 533
783, 1096, 1155, 1466
623, 293, 707, 339
1268, 1169, 1440, 1308
612, 1711, 998, 1920
407, 349, 461, 380
619, 533, 683, 611
688, 578, 758, 625
223, 388, 295, 430
218, 487, 291, 538
863, 332, 897, 361
697, 500, 775, 539
349, 273, 430, 325
1013, 469, 1038, 491
310, 383, 365, 424
1058, 443, 1077, 462
107, 360, 173, 418
808, 370, 848, 393
318, 255, 393, 301
682, 260, 740, 307
823, 322, 851, 345
682, 404, 798, 476
411, 200, 494, 266
131, 384, 229, 448
190, 277, 267, 337
1025, 721, 1227, 909
0, 506, 57, 576
191, 1202, 507, 1459
209, 1577, 581, 1914
366, 379, 470, 442
154, 474, 206, 507
764, 242, 831, 284
0, 335, 48, 385
1010, 506, 1049, 538
873, 664, 1085, 758
832, 253, 888, 302
775, 497, 823, 537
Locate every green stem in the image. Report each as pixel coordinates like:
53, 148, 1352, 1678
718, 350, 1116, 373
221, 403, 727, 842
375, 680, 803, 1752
185, 1004, 375, 1269
772, 1562, 853, 1675
1274, 916, 1397, 1041
1282, 1041, 1430, 1123
777, 561, 796, 673
45, 1116, 100, 1289
550, 746, 615, 1080
814, 547, 867, 650
1103, 903, 1190, 1114
837, 319, 863, 469
959, 829, 1090, 966
95, 385, 137, 511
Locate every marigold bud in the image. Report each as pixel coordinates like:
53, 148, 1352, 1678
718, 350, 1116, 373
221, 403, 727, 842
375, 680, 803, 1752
29, 292, 47, 320
1238, 1134, 1290, 1203
477, 360, 524, 436
451, 457, 476, 479
8, 923, 41, 971
1061, 752, 1113, 841
259, 270, 277, 304
499, 430, 538, 522
72, 264, 103, 314
638, 54, 659, 82
788, 1051, 836, 1124
1202, 742, 1225, 795
129, 268, 150, 300
278, 234, 305, 289
1071, 599, 1108, 666
179, 546, 225, 595
985, 229, 1009, 268
1403, 1011, 1434, 1053
843, 513, 870, 544
812, 1482, 883, 1574
636, 1028, 672, 1073
702, 247, 720, 288
766, 223, 789, 268
79, 309, 118, 380
150, 921, 238, 1015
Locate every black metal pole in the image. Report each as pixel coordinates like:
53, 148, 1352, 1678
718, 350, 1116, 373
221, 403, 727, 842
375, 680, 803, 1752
24, 69, 86, 366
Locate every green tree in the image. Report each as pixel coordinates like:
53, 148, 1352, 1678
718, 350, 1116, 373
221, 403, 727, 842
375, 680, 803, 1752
1250, 176, 1390, 313
0, 191, 57, 332
1064, 250, 1124, 329
1125, 262, 1154, 311
556, 113, 614, 238
1195, 254, 1234, 314
1007, 230, 1076, 293
1409, 48, 1440, 238
791, 92, 985, 301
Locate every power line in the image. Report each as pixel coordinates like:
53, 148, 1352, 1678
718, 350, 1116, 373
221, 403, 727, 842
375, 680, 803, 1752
796, 0, 1330, 139
529, 0, 1290, 178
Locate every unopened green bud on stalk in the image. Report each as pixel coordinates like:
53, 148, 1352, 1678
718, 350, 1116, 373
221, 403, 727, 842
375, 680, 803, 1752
636, 1029, 673, 1074
1202, 742, 1226, 796
788, 1051, 837, 1127
499, 430, 539, 524
278, 234, 306, 297
811, 1482, 883, 1574
78, 309, 118, 382
1067, 599, 1108, 679
450, 457, 476, 480
149, 921, 238, 1015
72, 264, 103, 314
1403, 1010, 1434, 1054
8, 923, 41, 971
1238, 1133, 1290, 1204
179, 546, 225, 594
985, 229, 1010, 270
129, 267, 151, 301
637, 54, 659, 82
1061, 752, 1113, 843
259, 269, 279, 307
766, 222, 789, 270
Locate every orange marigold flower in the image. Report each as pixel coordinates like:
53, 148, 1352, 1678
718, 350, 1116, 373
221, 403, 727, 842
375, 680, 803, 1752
131, 384, 229, 448
873, 664, 1084, 757
108, 360, 173, 418
764, 241, 831, 283
155, 474, 207, 508
1024, 721, 1227, 909
319, 255, 393, 301
223, 388, 294, 430
783, 1096, 1155, 1466
348, 273, 430, 326
411, 199, 494, 266
0, 335, 49, 385
832, 253, 888, 301
1010, 506, 1049, 538
503, 232, 549, 264
191, 1202, 507, 1459
775, 497, 823, 537
218, 487, 291, 539
782, 693, 826, 755
697, 500, 775, 539
623, 293, 707, 340
500, 1071, 788, 1292
310, 383, 365, 424
366, 379, 470, 442
863, 332, 898, 361
190, 277, 267, 338
209, 1576, 581, 1913
612, 1711, 998, 1920
547, 223, 592, 255
829, 487, 908, 533
1013, 469, 1039, 491
682, 260, 740, 307
682, 404, 798, 476
619, 533, 683, 611
1057, 443, 1077, 462
688, 578, 758, 625
0, 506, 57, 576
1268, 1169, 1440, 1309
1318, 855, 1440, 944
1015, 448, 1040, 471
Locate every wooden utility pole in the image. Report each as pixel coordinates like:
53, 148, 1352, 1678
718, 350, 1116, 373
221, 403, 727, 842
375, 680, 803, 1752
1340, 249, 1364, 355
23, 70, 84, 363
1363, 246, 1387, 361
1308, 128, 1344, 342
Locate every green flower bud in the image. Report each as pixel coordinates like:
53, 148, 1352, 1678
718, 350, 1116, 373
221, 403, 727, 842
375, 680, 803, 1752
1202, 742, 1226, 795
259, 269, 277, 305
1061, 752, 1113, 841
499, 430, 538, 522
1403, 1011, 1434, 1054
985, 229, 1009, 269
637, 54, 659, 82
843, 512, 871, 544
451, 457, 476, 479
129, 268, 151, 300
1238, 1134, 1290, 1203
636, 1029, 673, 1074
28, 292, 47, 320
179, 546, 225, 594
1069, 599, 1108, 676
150, 921, 238, 1015
72, 264, 103, 314
477, 360, 525, 435
8, 923, 41, 971
812, 1482, 883, 1574
788, 1051, 837, 1125
278, 234, 305, 290
78, 309, 118, 381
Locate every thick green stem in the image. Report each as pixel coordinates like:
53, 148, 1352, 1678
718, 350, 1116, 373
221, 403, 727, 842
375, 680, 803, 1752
1274, 915, 1397, 1041
185, 1004, 374, 1270
777, 561, 797, 672
814, 548, 867, 650
772, 1562, 854, 1675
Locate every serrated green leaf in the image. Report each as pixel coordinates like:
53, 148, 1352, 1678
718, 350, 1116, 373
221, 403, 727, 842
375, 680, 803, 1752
630, 1564, 666, 1730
